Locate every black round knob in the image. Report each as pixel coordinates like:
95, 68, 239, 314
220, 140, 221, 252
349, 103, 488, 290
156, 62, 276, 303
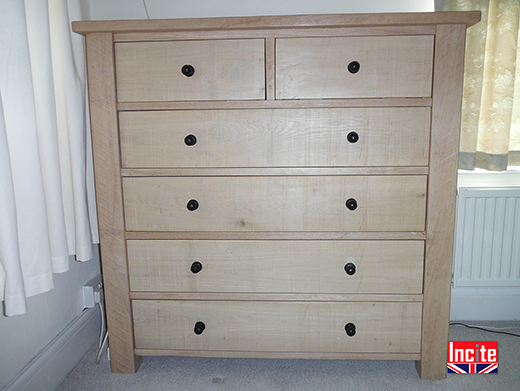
345, 323, 356, 337
347, 61, 360, 74
194, 321, 205, 335
181, 64, 195, 77
191, 261, 203, 274
184, 134, 197, 146
347, 132, 359, 143
346, 198, 357, 211
344, 262, 356, 276
187, 199, 199, 211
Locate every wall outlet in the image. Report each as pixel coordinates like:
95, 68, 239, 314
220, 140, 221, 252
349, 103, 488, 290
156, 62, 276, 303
82, 275, 103, 308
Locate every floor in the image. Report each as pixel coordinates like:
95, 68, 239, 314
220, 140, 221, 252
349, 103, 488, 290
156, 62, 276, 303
58, 321, 520, 391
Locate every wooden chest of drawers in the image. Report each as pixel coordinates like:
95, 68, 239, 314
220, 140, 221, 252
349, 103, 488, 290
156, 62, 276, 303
73, 11, 480, 379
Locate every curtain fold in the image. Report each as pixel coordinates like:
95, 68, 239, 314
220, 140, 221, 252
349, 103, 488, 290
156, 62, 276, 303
445, 0, 520, 171
0, 0, 97, 316
0, 92, 28, 315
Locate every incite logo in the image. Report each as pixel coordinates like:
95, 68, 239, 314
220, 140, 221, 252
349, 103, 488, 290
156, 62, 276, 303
447, 341, 498, 374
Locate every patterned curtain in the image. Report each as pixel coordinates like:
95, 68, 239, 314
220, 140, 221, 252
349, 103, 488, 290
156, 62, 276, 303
444, 0, 520, 171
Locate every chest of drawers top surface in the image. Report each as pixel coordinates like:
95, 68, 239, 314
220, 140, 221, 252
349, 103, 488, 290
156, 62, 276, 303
74, 11, 479, 380
72, 12, 480, 34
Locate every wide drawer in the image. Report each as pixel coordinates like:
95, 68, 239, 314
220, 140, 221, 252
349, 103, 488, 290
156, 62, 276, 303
276, 35, 434, 99
127, 240, 424, 294
133, 300, 422, 353
122, 175, 427, 232
114, 39, 265, 102
119, 107, 430, 168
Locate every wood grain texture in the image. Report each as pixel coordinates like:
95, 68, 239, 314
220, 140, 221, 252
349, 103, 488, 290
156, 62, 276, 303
127, 240, 424, 294
130, 292, 424, 302
115, 39, 265, 102
125, 231, 427, 241
265, 38, 275, 100
416, 24, 468, 380
84, 33, 141, 373
113, 25, 436, 42
135, 349, 421, 360
72, 12, 481, 34
119, 107, 430, 168
117, 97, 432, 111
276, 36, 434, 99
121, 167, 430, 177
132, 300, 423, 353
122, 176, 427, 232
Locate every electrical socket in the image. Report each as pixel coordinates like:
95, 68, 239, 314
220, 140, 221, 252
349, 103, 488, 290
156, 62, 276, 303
82, 275, 103, 308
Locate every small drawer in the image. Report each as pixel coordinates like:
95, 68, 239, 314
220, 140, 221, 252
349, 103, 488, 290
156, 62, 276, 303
133, 300, 422, 353
276, 35, 434, 99
119, 107, 430, 168
127, 240, 424, 294
114, 39, 265, 102
123, 176, 427, 232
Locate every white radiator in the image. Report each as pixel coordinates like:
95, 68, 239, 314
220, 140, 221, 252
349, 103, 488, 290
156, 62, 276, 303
453, 187, 520, 288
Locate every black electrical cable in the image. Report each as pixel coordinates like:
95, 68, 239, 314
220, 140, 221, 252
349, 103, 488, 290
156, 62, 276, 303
142, 0, 150, 19
450, 322, 520, 338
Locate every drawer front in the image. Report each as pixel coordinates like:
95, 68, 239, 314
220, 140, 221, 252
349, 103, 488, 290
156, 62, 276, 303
128, 240, 424, 294
123, 176, 427, 232
276, 36, 434, 99
133, 300, 422, 353
115, 39, 265, 102
120, 107, 430, 168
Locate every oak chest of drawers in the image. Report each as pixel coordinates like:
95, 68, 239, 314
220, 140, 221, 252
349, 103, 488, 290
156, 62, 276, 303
73, 11, 480, 379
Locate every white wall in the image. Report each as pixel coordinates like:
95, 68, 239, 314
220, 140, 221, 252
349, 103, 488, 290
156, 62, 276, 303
0, 252, 100, 389
89, 0, 434, 20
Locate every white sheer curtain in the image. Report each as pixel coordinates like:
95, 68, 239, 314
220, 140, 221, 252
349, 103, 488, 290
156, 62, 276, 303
0, 0, 98, 316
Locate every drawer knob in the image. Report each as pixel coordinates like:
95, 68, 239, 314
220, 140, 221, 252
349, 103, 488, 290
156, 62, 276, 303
194, 321, 206, 335
187, 199, 199, 211
347, 61, 360, 74
184, 134, 197, 146
347, 132, 359, 143
181, 64, 195, 77
344, 262, 356, 276
345, 323, 356, 337
345, 198, 358, 211
191, 261, 203, 274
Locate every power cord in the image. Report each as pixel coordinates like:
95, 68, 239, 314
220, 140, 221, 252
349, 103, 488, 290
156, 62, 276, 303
450, 322, 520, 338
95, 290, 109, 364
142, 0, 150, 19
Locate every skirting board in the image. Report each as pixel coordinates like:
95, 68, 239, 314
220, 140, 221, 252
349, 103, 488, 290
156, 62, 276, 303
4, 307, 101, 391
450, 288, 520, 321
